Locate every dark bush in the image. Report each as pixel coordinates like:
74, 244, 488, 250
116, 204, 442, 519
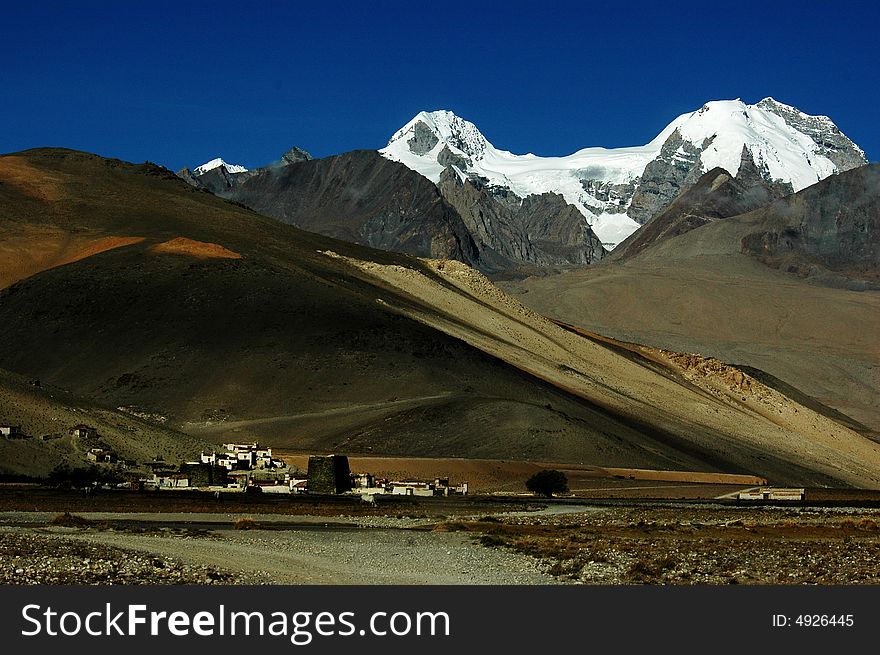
47, 463, 121, 488
525, 469, 569, 497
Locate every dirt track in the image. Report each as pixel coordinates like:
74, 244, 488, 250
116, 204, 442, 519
4, 501, 880, 585
0, 508, 555, 585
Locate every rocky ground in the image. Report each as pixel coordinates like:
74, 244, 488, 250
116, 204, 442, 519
0, 510, 553, 585
3, 504, 880, 585
0, 529, 246, 584
439, 506, 880, 584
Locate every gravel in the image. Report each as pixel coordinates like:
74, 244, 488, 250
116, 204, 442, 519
0, 520, 555, 585
0, 527, 245, 585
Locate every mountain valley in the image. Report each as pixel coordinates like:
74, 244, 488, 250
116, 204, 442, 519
0, 149, 880, 488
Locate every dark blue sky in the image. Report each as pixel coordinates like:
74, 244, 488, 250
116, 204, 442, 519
2, 1, 878, 170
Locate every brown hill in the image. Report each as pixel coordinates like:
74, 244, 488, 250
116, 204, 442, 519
0, 367, 208, 477
1, 148, 880, 487
503, 167, 880, 438
610, 165, 783, 263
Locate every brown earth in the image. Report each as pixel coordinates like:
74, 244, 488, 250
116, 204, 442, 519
0, 368, 208, 476
503, 253, 880, 437
278, 452, 765, 495
0, 155, 65, 203
149, 237, 242, 259
0, 227, 146, 289
1, 148, 878, 488
438, 506, 880, 584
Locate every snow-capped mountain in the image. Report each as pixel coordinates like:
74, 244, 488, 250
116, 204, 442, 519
179, 157, 254, 196
381, 99, 866, 248
193, 157, 248, 175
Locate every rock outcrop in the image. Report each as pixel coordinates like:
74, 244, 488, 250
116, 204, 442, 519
612, 161, 787, 262
739, 164, 880, 283
626, 129, 706, 225
281, 146, 312, 165
221, 150, 481, 266
438, 167, 605, 271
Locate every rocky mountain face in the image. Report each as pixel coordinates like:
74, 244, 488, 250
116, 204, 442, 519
755, 98, 867, 171
181, 148, 604, 275
381, 101, 867, 248
739, 164, 880, 283
280, 146, 312, 165
611, 162, 880, 286
176, 149, 314, 196
176, 162, 252, 195
437, 168, 605, 271
211, 150, 481, 266
612, 156, 788, 262
622, 131, 790, 226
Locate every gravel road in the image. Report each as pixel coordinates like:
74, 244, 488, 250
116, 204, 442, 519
0, 513, 557, 585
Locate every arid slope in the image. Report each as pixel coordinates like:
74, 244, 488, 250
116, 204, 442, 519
1, 148, 879, 486
504, 169, 880, 436
320, 252, 880, 488
0, 368, 209, 476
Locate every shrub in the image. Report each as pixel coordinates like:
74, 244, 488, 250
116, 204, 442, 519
49, 512, 93, 527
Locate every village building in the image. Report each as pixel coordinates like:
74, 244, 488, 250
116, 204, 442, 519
289, 478, 308, 494
390, 482, 434, 497
345, 471, 469, 497
86, 448, 118, 463
307, 455, 352, 494
252, 480, 291, 494
351, 472, 374, 488
68, 424, 98, 439
381, 477, 468, 497
199, 442, 285, 471
151, 473, 190, 489
180, 463, 228, 487
1, 425, 25, 439
737, 487, 805, 501
226, 470, 250, 489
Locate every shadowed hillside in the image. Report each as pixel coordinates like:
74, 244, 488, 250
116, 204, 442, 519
2, 148, 880, 487
0, 367, 209, 477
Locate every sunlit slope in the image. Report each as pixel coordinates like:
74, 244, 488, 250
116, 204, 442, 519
1, 148, 878, 486
504, 167, 880, 436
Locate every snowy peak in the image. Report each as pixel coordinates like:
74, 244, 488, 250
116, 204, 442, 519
381, 99, 866, 249
193, 157, 248, 176
386, 110, 491, 160
670, 99, 837, 190
754, 97, 867, 170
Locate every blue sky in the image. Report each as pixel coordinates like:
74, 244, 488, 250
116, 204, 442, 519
1, 1, 877, 170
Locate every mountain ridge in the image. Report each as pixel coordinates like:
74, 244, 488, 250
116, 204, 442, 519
381, 99, 866, 248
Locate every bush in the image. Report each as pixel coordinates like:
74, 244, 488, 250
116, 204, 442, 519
479, 535, 508, 548
47, 463, 119, 488
525, 469, 568, 497
49, 512, 93, 527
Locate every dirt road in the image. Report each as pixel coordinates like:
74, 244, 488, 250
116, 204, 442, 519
0, 510, 557, 585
